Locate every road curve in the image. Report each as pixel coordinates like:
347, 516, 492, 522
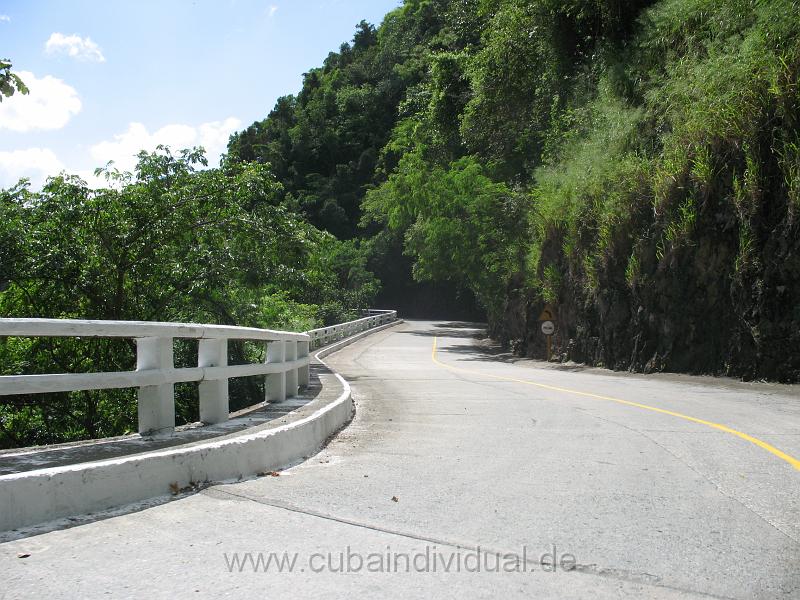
2, 320, 799, 599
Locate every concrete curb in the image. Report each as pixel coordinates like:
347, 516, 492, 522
0, 320, 402, 533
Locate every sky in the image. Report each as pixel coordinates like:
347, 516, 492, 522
0, 0, 402, 188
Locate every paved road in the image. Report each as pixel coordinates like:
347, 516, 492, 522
2, 321, 799, 599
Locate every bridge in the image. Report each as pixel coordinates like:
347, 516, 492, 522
1, 316, 799, 598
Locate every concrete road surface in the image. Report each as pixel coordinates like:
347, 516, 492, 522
2, 321, 799, 599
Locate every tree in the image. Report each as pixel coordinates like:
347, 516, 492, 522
364, 153, 527, 319
0, 147, 379, 447
0, 59, 28, 101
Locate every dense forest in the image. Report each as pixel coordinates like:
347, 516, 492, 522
2, 0, 799, 447
228, 0, 800, 383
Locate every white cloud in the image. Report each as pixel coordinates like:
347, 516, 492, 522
268, 5, 278, 17
0, 118, 241, 191
0, 71, 81, 132
89, 117, 242, 172
0, 148, 115, 190
45, 33, 105, 63
0, 15, 10, 23
0, 148, 65, 189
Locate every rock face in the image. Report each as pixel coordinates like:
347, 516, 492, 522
494, 160, 800, 383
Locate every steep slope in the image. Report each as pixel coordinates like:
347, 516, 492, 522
229, 0, 800, 381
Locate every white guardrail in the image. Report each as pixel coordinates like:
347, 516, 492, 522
0, 309, 396, 437
306, 309, 396, 349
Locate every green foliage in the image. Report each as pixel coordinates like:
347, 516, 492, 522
228, 0, 798, 367
358, 0, 797, 379
459, 1, 562, 172
0, 148, 378, 447
226, 10, 443, 238
365, 154, 526, 318
540, 265, 562, 304
0, 59, 28, 102
2, 149, 309, 324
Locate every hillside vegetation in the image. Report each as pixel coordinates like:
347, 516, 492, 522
0, 152, 378, 445
230, 0, 800, 381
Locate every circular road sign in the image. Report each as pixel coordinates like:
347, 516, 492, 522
541, 320, 555, 335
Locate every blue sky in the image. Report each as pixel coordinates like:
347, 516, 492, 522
0, 0, 402, 188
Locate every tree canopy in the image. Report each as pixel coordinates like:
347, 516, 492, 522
0, 148, 378, 446
0, 59, 28, 102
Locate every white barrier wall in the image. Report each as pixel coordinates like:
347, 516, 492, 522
0, 319, 310, 437
0, 311, 400, 532
307, 310, 397, 349
0, 310, 397, 437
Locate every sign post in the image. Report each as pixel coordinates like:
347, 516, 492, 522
538, 305, 557, 362
541, 320, 555, 360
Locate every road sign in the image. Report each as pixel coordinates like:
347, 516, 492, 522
538, 305, 556, 321
541, 320, 555, 335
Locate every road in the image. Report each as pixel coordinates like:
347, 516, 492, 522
2, 320, 799, 599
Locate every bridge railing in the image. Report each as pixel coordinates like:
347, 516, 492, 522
307, 310, 397, 349
0, 310, 396, 437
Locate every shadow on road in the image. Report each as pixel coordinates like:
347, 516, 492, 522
437, 337, 596, 371
402, 324, 525, 364
404, 323, 601, 372
404, 324, 487, 340
434, 321, 487, 329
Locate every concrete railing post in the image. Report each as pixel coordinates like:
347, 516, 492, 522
286, 340, 298, 397
136, 336, 175, 436
298, 340, 310, 388
198, 338, 228, 424
265, 340, 286, 403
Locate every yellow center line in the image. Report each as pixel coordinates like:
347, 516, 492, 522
431, 336, 800, 471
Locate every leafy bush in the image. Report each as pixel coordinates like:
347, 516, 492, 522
0, 148, 378, 447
